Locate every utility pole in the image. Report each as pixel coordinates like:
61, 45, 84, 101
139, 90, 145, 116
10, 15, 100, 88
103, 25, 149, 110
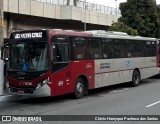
84, 0, 86, 31
0, 0, 4, 96
0, 0, 4, 47
115, 0, 118, 16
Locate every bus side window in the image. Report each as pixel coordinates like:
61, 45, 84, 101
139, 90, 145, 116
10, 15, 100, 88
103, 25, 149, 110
52, 44, 69, 63
144, 41, 156, 57
72, 37, 87, 60
125, 40, 135, 57
88, 38, 102, 59
114, 39, 128, 58
102, 39, 109, 59
134, 40, 145, 57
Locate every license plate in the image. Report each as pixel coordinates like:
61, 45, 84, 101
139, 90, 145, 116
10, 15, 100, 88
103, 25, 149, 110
18, 90, 25, 94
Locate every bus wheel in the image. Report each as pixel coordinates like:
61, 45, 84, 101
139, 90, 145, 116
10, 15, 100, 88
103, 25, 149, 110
74, 78, 85, 99
132, 70, 140, 86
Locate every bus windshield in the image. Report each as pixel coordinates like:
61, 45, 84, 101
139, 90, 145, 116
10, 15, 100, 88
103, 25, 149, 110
8, 41, 49, 72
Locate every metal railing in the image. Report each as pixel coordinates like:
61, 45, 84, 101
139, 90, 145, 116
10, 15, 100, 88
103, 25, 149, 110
36, 0, 121, 16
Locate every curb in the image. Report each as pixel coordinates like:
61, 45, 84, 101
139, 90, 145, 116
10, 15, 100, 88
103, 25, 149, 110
0, 95, 29, 102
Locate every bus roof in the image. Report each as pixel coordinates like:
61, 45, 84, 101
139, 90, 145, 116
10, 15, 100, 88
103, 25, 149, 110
49, 29, 92, 37
85, 30, 157, 41
11, 29, 157, 41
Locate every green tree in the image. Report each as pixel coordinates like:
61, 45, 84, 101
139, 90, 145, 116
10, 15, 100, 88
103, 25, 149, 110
157, 5, 160, 25
119, 0, 160, 38
108, 21, 138, 36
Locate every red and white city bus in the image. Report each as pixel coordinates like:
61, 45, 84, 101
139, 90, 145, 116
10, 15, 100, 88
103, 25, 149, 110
2, 29, 159, 98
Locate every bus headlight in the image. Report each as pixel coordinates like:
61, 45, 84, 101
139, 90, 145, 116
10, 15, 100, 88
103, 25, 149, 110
42, 78, 49, 85
36, 77, 49, 89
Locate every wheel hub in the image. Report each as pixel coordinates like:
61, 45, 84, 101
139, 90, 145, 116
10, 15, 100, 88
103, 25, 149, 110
134, 75, 139, 84
77, 83, 83, 94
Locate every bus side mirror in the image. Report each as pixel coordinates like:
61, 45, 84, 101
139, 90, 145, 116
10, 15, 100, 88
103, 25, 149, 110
1, 44, 9, 62
1, 46, 5, 61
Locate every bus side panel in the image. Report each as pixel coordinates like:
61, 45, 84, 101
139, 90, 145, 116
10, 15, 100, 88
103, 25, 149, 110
50, 65, 72, 96
70, 60, 94, 90
143, 57, 158, 78
94, 57, 158, 89
94, 59, 114, 88
130, 57, 158, 79
94, 59, 132, 88
129, 58, 144, 79
113, 58, 132, 85
49, 60, 94, 96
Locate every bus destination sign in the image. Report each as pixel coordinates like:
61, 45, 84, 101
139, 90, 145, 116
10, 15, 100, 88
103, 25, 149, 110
14, 32, 43, 39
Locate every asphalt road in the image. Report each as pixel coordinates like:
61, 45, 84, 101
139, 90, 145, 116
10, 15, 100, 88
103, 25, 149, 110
0, 76, 160, 124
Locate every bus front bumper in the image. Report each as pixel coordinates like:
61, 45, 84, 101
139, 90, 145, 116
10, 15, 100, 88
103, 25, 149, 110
8, 84, 51, 97
158, 68, 160, 74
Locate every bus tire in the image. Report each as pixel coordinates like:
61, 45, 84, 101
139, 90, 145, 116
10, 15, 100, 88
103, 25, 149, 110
73, 78, 85, 99
132, 70, 140, 86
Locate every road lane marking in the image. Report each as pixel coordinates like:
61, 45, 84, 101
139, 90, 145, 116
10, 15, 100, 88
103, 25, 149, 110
146, 101, 160, 108
109, 88, 129, 93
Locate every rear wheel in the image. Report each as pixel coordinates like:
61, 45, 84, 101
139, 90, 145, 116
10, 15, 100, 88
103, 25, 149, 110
73, 78, 85, 99
132, 70, 140, 86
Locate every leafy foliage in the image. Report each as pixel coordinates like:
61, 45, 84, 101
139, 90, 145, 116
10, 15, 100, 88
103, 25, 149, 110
108, 21, 138, 36
119, 0, 160, 38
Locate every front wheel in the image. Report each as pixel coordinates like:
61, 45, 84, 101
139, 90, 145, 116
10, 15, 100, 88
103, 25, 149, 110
73, 78, 85, 99
132, 70, 141, 86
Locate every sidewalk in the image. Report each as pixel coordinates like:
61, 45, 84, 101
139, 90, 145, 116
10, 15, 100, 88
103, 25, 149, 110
0, 92, 28, 102
0, 93, 16, 102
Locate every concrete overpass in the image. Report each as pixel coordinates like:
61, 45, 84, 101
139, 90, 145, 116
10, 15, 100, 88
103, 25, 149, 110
0, 0, 120, 45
